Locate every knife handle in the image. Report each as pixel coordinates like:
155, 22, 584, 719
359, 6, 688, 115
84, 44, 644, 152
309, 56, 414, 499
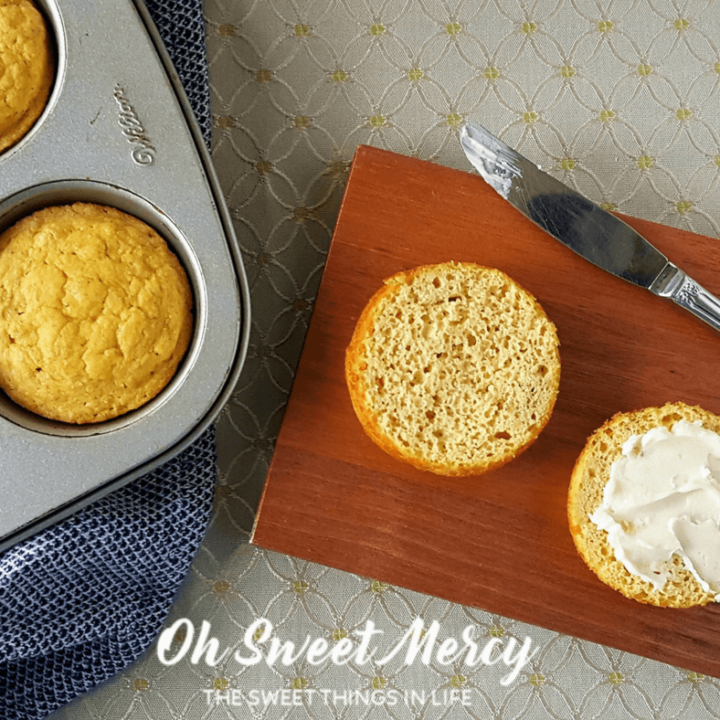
653, 263, 720, 334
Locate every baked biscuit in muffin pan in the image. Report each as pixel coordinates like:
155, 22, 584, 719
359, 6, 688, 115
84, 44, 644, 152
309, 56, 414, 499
0, 0, 250, 550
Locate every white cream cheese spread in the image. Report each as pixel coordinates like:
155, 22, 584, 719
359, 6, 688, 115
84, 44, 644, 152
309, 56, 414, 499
589, 419, 720, 598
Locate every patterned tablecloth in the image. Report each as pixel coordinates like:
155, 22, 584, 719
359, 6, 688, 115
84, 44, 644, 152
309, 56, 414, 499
54, 1, 720, 718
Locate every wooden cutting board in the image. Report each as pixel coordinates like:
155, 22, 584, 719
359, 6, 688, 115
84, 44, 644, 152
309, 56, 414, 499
252, 145, 720, 677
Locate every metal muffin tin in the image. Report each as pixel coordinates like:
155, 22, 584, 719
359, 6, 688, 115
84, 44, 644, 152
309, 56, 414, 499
0, 0, 250, 551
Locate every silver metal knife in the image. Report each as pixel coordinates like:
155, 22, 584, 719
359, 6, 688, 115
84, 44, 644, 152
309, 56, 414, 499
460, 120, 720, 334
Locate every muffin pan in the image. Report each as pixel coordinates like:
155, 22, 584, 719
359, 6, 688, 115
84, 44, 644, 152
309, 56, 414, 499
0, 0, 250, 550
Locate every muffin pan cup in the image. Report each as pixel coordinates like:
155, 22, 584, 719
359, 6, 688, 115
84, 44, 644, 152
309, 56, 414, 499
0, 0, 250, 550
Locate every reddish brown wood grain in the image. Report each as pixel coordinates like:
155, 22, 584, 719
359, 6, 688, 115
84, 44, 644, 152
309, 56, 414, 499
252, 145, 720, 676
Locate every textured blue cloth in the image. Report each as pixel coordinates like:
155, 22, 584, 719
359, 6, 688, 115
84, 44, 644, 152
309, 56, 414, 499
144, 0, 212, 146
0, 2, 217, 718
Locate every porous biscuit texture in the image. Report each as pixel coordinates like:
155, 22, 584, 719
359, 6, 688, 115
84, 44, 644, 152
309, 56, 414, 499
345, 261, 561, 476
0, 0, 53, 152
0, 203, 193, 423
568, 402, 720, 608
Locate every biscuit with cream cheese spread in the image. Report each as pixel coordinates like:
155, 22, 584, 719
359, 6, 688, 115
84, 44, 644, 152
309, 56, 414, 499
568, 402, 720, 608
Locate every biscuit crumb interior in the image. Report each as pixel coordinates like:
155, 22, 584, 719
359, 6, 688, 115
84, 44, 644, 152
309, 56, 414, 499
347, 262, 560, 475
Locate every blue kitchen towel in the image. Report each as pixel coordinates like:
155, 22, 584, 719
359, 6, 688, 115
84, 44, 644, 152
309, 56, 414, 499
0, 1, 217, 718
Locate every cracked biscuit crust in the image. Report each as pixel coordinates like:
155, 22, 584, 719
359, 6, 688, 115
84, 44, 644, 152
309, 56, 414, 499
0, 203, 193, 423
0, 0, 53, 152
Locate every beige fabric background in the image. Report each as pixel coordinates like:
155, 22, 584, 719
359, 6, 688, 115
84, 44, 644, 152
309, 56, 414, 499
55, 0, 720, 717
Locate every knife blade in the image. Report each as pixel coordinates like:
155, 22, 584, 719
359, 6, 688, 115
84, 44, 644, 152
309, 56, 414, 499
460, 120, 720, 335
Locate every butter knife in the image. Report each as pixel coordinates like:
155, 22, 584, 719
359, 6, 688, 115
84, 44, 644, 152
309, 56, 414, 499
460, 121, 720, 334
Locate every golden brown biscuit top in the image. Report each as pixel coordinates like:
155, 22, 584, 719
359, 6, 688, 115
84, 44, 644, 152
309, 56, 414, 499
0, 0, 54, 151
0, 203, 193, 423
